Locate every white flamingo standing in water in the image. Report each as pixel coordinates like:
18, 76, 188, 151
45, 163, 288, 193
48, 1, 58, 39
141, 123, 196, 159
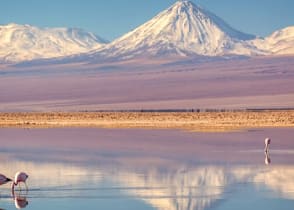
11, 172, 29, 193
264, 137, 271, 153
0, 174, 12, 186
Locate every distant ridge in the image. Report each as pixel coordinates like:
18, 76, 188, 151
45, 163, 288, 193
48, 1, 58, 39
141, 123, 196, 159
0, 23, 108, 62
252, 26, 294, 55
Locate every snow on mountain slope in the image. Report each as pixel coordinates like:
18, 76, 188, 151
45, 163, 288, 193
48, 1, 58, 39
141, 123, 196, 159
95, 0, 262, 59
1, 1, 292, 64
253, 26, 294, 55
0, 23, 108, 62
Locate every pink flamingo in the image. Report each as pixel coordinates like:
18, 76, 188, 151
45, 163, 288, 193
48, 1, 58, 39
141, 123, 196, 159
0, 174, 12, 186
264, 137, 271, 153
11, 172, 29, 193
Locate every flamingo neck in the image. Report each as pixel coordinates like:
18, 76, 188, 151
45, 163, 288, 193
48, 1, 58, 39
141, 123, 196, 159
11, 182, 17, 190
11, 182, 15, 194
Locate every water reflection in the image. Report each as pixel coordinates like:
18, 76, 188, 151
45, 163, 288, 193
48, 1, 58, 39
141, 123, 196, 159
1, 127, 294, 210
117, 166, 294, 210
13, 194, 28, 209
114, 167, 227, 210
264, 151, 271, 165
1, 158, 294, 210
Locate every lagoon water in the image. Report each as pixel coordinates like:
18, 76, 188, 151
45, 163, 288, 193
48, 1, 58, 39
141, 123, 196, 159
0, 128, 293, 210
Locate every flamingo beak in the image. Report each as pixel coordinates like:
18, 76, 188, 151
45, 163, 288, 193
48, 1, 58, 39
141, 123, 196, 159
6, 178, 12, 182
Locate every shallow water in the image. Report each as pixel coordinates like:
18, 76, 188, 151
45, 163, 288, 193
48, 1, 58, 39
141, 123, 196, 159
0, 128, 293, 210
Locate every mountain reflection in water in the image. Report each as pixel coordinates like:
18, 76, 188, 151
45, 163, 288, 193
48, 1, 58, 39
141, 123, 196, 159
1, 158, 294, 210
0, 128, 294, 210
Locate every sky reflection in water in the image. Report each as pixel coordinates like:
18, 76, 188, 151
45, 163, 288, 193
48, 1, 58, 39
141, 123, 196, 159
0, 128, 294, 210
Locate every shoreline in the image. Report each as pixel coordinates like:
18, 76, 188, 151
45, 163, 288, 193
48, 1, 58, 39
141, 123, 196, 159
0, 111, 293, 132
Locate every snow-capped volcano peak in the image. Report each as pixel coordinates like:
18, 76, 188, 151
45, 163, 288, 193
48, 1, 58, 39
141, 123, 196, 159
98, 0, 259, 59
166, 0, 251, 39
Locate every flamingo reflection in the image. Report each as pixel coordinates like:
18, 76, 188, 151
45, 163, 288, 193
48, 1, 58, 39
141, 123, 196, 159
13, 193, 28, 209
265, 151, 271, 165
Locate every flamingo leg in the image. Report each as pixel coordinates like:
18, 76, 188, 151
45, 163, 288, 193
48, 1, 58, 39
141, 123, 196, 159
24, 182, 28, 192
264, 144, 269, 153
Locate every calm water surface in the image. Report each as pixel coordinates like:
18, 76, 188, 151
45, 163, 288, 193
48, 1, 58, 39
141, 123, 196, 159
0, 128, 293, 210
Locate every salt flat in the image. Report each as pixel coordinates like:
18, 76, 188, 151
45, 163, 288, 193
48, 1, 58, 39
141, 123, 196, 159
0, 56, 293, 111
0, 111, 293, 132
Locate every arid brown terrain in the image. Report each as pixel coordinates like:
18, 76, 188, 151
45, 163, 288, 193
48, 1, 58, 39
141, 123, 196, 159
1, 111, 293, 132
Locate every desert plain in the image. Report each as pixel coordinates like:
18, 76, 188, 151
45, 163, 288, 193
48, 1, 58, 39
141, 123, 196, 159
0, 110, 293, 132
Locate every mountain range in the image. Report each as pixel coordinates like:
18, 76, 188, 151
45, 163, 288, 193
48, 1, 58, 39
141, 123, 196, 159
0, 0, 293, 63
0, 23, 108, 63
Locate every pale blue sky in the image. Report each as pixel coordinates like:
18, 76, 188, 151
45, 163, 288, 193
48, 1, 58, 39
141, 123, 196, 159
1, 0, 293, 40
